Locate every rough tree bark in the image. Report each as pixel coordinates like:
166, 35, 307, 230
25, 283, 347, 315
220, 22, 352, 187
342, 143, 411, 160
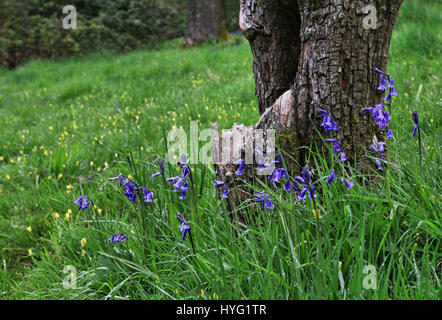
213, 0, 404, 213
183, 0, 223, 47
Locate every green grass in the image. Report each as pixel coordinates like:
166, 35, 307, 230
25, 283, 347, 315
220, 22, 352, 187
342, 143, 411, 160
0, 0, 440, 299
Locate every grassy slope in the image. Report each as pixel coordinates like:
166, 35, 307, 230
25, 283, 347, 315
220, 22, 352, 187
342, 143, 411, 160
0, 0, 440, 299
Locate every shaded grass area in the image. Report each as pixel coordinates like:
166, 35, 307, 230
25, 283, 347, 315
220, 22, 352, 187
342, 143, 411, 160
0, 0, 440, 299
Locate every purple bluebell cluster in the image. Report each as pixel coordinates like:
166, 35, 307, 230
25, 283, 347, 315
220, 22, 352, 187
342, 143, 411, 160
318, 109, 338, 132
166, 176, 189, 200
254, 191, 275, 210
108, 174, 154, 203
374, 67, 397, 109
108, 232, 128, 243
166, 160, 191, 200
269, 168, 287, 183
363, 68, 396, 137
318, 109, 347, 162
74, 195, 90, 211
294, 166, 316, 202
177, 212, 191, 241
363, 103, 392, 130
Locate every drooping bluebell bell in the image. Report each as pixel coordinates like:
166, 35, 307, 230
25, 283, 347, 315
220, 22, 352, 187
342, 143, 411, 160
387, 78, 397, 97
214, 180, 226, 187
143, 187, 153, 203
340, 178, 354, 190
317, 108, 329, 118
74, 195, 90, 211
370, 141, 386, 154
177, 212, 191, 241
377, 74, 388, 91
254, 191, 274, 210
387, 129, 394, 139
222, 188, 229, 199
370, 139, 386, 171
340, 152, 347, 162
109, 174, 125, 186
411, 110, 419, 138
151, 158, 165, 178
326, 170, 337, 185
234, 158, 245, 176
108, 232, 128, 243
284, 179, 300, 192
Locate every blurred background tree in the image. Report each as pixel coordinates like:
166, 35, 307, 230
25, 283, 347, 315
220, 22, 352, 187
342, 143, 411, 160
0, 0, 240, 69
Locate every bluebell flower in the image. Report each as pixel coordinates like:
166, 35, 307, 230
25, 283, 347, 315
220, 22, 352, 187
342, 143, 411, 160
370, 141, 386, 154
158, 158, 165, 171
166, 176, 189, 200
234, 159, 245, 176
269, 168, 286, 183
122, 179, 137, 202
370, 139, 386, 171
317, 108, 329, 118
74, 195, 90, 211
320, 115, 338, 132
109, 174, 125, 186
340, 152, 347, 162
326, 170, 337, 185
113, 104, 120, 111
254, 191, 274, 210
151, 158, 165, 178
284, 179, 300, 192
177, 212, 191, 241
377, 74, 387, 91
143, 187, 153, 203
325, 139, 342, 155
340, 178, 354, 190
177, 161, 190, 178
386, 129, 394, 139
108, 232, 128, 243
222, 188, 229, 199
376, 159, 383, 171
214, 180, 226, 186
363, 103, 391, 129
412, 110, 419, 138
388, 78, 397, 96
294, 166, 316, 202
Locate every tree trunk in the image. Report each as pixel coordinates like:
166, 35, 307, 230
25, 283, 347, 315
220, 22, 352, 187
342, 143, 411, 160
213, 0, 404, 212
240, 0, 301, 113
183, 0, 223, 47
